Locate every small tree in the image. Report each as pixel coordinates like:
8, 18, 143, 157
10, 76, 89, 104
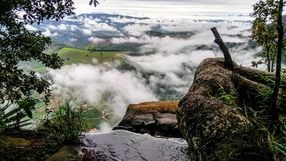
252, 19, 277, 72
271, 0, 284, 123
252, 0, 285, 124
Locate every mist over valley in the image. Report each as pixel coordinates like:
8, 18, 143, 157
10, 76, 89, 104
24, 12, 262, 131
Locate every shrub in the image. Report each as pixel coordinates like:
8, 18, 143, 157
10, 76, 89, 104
51, 101, 87, 144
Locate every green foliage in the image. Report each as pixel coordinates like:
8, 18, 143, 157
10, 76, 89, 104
251, 0, 281, 72
60, 47, 124, 64
51, 102, 87, 144
82, 108, 102, 129
0, 100, 34, 133
267, 123, 286, 161
58, 47, 124, 64
86, 43, 142, 52
282, 68, 286, 80
117, 60, 137, 71
0, 0, 75, 120
252, 0, 285, 126
236, 85, 286, 161
213, 86, 236, 105
258, 87, 273, 103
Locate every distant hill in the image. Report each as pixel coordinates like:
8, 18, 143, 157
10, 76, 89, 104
30, 12, 252, 50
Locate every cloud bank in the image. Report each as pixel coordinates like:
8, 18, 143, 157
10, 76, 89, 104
46, 13, 262, 130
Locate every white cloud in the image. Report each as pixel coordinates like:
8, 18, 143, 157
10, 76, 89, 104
88, 37, 105, 44
47, 12, 263, 131
42, 29, 58, 37
82, 29, 92, 35
70, 25, 80, 31
48, 25, 58, 30
127, 53, 189, 73
70, 38, 77, 42
123, 24, 152, 37
83, 18, 118, 32
25, 24, 38, 31
58, 24, 68, 30
49, 64, 157, 119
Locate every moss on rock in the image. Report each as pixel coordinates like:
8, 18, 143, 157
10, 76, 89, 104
0, 130, 65, 161
177, 58, 276, 161
46, 146, 79, 161
1, 136, 31, 146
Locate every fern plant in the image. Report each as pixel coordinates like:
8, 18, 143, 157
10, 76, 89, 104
0, 98, 35, 133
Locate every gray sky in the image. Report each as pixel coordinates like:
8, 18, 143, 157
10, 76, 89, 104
73, 0, 258, 18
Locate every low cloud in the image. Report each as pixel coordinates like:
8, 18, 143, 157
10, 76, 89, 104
82, 29, 92, 35
123, 24, 152, 37
25, 24, 38, 31
42, 29, 58, 37
49, 64, 157, 119
47, 13, 262, 130
88, 37, 105, 44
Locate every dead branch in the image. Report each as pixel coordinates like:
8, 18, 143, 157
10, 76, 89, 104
211, 27, 234, 70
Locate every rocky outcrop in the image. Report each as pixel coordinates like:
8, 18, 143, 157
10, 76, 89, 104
177, 58, 279, 161
81, 130, 188, 161
113, 101, 182, 138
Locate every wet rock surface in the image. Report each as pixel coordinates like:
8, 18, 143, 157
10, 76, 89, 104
81, 130, 189, 161
114, 101, 182, 138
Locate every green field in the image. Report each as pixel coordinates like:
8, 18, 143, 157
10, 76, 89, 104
58, 47, 127, 65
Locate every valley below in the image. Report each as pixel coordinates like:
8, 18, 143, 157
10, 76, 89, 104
23, 12, 263, 132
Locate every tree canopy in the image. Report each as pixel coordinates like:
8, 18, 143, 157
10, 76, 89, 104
252, 0, 281, 72
0, 0, 75, 108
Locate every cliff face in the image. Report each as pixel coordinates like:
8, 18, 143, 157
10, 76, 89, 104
177, 58, 277, 161
114, 101, 182, 138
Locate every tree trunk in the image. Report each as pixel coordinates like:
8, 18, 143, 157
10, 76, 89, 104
266, 48, 271, 72
271, 58, 275, 72
271, 0, 284, 124
211, 27, 233, 70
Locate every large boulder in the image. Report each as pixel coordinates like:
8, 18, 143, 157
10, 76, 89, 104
177, 58, 276, 161
114, 101, 182, 138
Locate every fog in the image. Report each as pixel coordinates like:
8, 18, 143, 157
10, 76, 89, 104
49, 63, 157, 118
47, 14, 263, 131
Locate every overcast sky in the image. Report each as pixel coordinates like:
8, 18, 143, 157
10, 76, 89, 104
73, 0, 257, 18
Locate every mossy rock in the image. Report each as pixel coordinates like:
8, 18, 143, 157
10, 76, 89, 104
1, 136, 31, 146
177, 58, 275, 161
46, 146, 79, 161
0, 130, 65, 161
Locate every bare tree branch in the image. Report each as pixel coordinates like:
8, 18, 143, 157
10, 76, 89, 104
211, 27, 234, 70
